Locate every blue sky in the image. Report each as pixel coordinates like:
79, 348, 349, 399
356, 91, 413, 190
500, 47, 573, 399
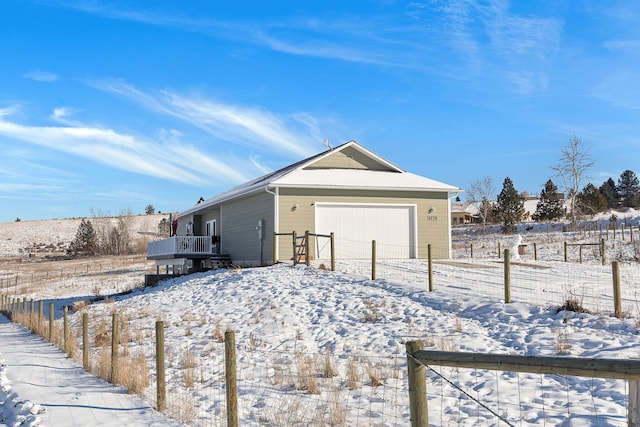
2, 0, 640, 222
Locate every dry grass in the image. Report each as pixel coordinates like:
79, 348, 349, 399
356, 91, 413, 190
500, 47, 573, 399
213, 317, 225, 342
345, 355, 360, 390
183, 368, 195, 388
65, 326, 79, 360
92, 346, 111, 381
364, 362, 384, 387
295, 352, 319, 394
555, 328, 572, 355
166, 390, 198, 424
362, 298, 384, 323
182, 347, 198, 388
323, 345, 338, 378
322, 386, 347, 427
246, 331, 258, 352
118, 352, 150, 394
183, 347, 197, 370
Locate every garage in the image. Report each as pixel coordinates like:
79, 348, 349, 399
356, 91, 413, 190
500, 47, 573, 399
314, 203, 417, 259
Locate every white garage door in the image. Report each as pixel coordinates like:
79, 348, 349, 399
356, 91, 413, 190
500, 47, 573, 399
315, 203, 416, 259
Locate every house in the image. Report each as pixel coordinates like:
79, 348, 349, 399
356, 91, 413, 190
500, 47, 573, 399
147, 141, 461, 271
451, 203, 479, 225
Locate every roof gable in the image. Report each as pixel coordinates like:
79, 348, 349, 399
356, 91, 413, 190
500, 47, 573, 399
304, 143, 401, 172
179, 140, 459, 217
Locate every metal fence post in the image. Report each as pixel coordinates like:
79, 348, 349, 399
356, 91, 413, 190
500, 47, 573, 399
330, 232, 335, 272
371, 240, 377, 280
272, 232, 277, 265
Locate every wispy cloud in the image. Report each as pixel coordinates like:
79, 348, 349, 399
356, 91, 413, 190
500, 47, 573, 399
58, 1, 435, 70
0, 107, 252, 186
604, 40, 640, 50
22, 70, 59, 82
92, 80, 321, 158
407, 0, 562, 94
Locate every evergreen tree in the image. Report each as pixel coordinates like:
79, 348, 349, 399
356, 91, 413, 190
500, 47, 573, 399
577, 183, 608, 214
495, 177, 525, 234
618, 170, 640, 208
67, 219, 97, 256
599, 178, 619, 209
532, 179, 564, 221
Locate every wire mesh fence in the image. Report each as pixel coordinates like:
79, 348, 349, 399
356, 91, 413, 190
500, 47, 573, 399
311, 233, 640, 317
3, 223, 640, 425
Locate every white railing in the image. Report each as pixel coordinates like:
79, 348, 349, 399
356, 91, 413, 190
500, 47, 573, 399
147, 236, 212, 258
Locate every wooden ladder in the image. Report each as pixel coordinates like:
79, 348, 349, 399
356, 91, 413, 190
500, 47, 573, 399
293, 231, 308, 265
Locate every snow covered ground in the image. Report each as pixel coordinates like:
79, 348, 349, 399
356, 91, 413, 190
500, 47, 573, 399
2, 212, 640, 425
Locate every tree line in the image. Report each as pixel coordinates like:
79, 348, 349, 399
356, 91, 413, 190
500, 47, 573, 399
467, 136, 640, 234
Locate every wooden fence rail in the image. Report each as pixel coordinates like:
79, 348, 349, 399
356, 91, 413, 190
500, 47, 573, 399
405, 342, 640, 426
273, 231, 335, 270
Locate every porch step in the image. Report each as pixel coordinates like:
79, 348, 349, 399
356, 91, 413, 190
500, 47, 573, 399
209, 255, 232, 270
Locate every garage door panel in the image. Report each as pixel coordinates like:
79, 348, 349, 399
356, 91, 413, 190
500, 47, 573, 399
315, 204, 415, 259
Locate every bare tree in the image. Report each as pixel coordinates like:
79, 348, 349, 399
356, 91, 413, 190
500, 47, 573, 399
551, 136, 594, 228
466, 176, 495, 233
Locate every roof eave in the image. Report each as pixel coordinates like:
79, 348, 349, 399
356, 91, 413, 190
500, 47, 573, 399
273, 183, 462, 193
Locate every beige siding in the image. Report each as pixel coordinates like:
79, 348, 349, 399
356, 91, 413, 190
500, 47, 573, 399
306, 146, 393, 171
276, 188, 451, 259
222, 191, 275, 266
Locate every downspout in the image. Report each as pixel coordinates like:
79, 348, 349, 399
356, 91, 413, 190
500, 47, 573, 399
265, 186, 279, 263
448, 192, 459, 259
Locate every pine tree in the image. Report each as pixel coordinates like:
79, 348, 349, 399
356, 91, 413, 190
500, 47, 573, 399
618, 170, 640, 208
599, 178, 619, 209
67, 219, 97, 256
578, 183, 608, 214
532, 179, 564, 221
495, 177, 525, 234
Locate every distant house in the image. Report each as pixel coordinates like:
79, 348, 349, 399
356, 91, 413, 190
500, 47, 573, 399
148, 141, 461, 270
451, 203, 479, 225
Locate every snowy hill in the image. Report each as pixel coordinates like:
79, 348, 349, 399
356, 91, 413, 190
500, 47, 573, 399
2, 213, 640, 425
